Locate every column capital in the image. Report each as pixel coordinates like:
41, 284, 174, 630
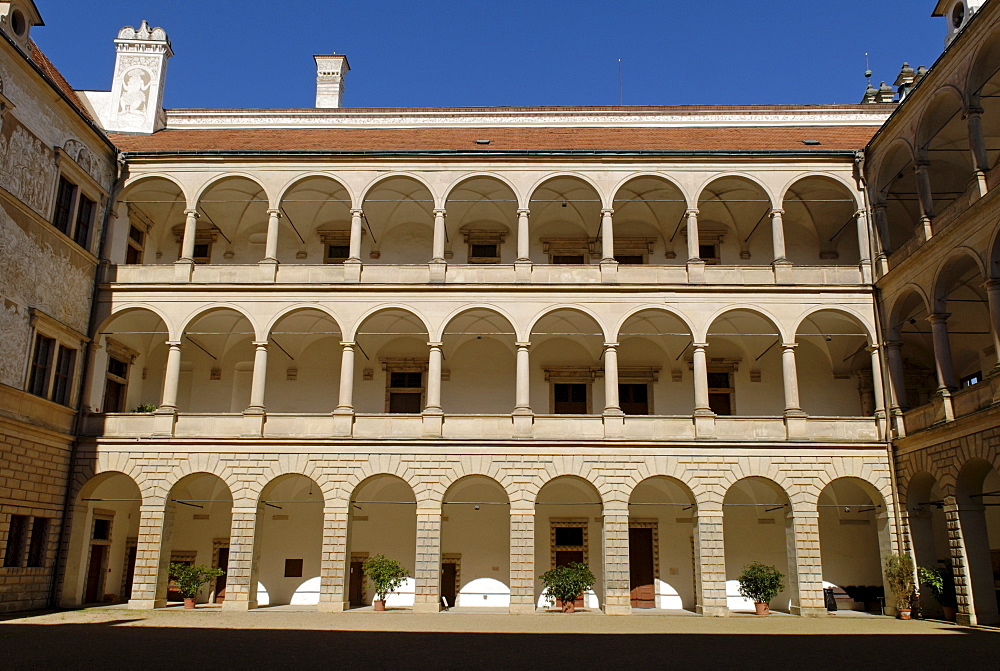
770, 208, 785, 218
964, 106, 985, 118
432, 208, 447, 217
266, 208, 282, 217
427, 341, 444, 350
350, 207, 364, 216
183, 208, 199, 218
914, 159, 931, 170
781, 342, 798, 351
165, 340, 182, 348
692, 342, 708, 351
252, 340, 269, 348
515, 341, 531, 350
928, 312, 952, 324
883, 339, 904, 351
603, 341, 619, 350
339, 340, 356, 349
685, 208, 699, 217
601, 208, 614, 216
516, 208, 530, 216
983, 278, 1000, 290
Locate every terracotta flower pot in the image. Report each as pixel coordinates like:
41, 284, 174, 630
754, 602, 770, 616
374, 599, 386, 611
183, 598, 196, 609
942, 606, 957, 622
897, 608, 912, 620
560, 599, 576, 613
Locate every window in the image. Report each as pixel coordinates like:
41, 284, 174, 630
613, 238, 655, 265
104, 354, 130, 413
550, 520, 588, 569
319, 230, 352, 264
614, 255, 644, 265
960, 371, 982, 388
74, 195, 95, 247
541, 238, 595, 265
52, 346, 76, 406
553, 383, 588, 414
192, 240, 212, 264
92, 517, 111, 541
463, 229, 507, 264
554, 526, 584, 546
619, 383, 649, 415
708, 370, 734, 415
699, 243, 720, 264
174, 226, 217, 264
125, 224, 145, 264
27, 518, 50, 567
553, 255, 585, 264
27, 333, 77, 407
53, 177, 76, 235
28, 334, 55, 397
382, 362, 427, 413
52, 174, 98, 250
284, 558, 303, 578
3, 515, 28, 567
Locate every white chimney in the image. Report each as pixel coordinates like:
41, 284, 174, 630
314, 54, 349, 108
105, 20, 172, 134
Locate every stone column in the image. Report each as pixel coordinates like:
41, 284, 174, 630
872, 202, 891, 259
966, 107, 990, 195
603, 342, 622, 414
178, 209, 199, 262
432, 208, 447, 262
884, 340, 908, 411
781, 343, 805, 416
514, 342, 531, 413
336, 342, 356, 411
128, 498, 173, 609
692, 343, 712, 414
914, 160, 936, 238
159, 341, 183, 410
79, 341, 102, 413
425, 342, 443, 413
928, 313, 957, 391
942, 496, 1000, 625
603, 504, 631, 614
685, 208, 700, 261
770, 208, 788, 264
508, 502, 535, 613
785, 508, 825, 616
413, 499, 442, 612
349, 208, 363, 261
692, 504, 727, 616
600, 208, 615, 262
222, 502, 261, 610
516, 209, 530, 262
984, 280, 1000, 372
867, 345, 886, 416
246, 341, 268, 412
318, 503, 351, 611
262, 209, 281, 263
855, 208, 872, 263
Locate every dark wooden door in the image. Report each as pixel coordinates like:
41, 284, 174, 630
629, 527, 656, 608
349, 561, 365, 607
121, 545, 138, 601
554, 550, 586, 607
214, 548, 229, 603
441, 562, 458, 608
84, 545, 107, 603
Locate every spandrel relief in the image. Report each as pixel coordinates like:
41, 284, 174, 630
0, 125, 55, 216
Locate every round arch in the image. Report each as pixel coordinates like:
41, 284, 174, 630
275, 172, 355, 207
443, 172, 523, 208
437, 304, 521, 342
526, 172, 608, 208
780, 174, 862, 265
192, 172, 271, 206
794, 308, 877, 416
264, 304, 345, 340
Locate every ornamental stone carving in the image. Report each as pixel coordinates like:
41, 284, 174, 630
0, 125, 56, 216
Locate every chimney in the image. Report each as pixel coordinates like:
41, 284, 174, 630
104, 20, 172, 134
875, 82, 895, 104
314, 54, 349, 108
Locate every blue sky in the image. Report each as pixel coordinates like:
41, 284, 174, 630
33, 1, 945, 109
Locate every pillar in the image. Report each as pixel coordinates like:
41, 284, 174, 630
966, 107, 990, 195
928, 313, 957, 391
128, 498, 172, 609
855, 208, 872, 264
884, 340, 908, 411
413, 500, 442, 612
867, 345, 886, 415
425, 342, 443, 413
349, 208, 363, 261
516, 208, 530, 262
222, 502, 261, 610
262, 208, 281, 263
984, 280, 1000, 372
178, 209, 198, 263
602, 505, 631, 614
336, 342, 356, 411
693, 504, 727, 616
692, 343, 712, 414
432, 208, 446, 262
785, 509, 825, 616
246, 341, 268, 412
79, 341, 102, 413
944, 496, 999, 625
159, 341, 182, 410
771, 208, 788, 264
508, 503, 535, 613
514, 342, 531, 413
781, 343, 804, 416
603, 342, 622, 414
914, 160, 936, 235
685, 208, 700, 261
872, 202, 891, 258
318, 503, 350, 611
600, 208, 615, 262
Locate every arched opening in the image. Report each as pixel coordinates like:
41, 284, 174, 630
116, 177, 186, 265
255, 474, 324, 607
705, 310, 783, 416
934, 254, 991, 392
440, 309, 516, 414
616, 310, 694, 415
277, 176, 352, 264
886, 290, 937, 411
611, 176, 687, 265
697, 176, 773, 265
528, 177, 602, 265
179, 309, 255, 413
346, 475, 416, 609
781, 176, 860, 265
627, 476, 696, 611
361, 177, 434, 264
196, 177, 269, 264
919, 91, 975, 218
444, 177, 518, 264
534, 476, 603, 610
529, 309, 605, 415
794, 310, 874, 416
817, 478, 891, 613
160, 473, 233, 606
906, 472, 951, 618
264, 309, 343, 413
90, 309, 169, 413
723, 477, 792, 613
968, 32, 1000, 172
353, 309, 430, 414
873, 143, 919, 254
440, 475, 511, 608
66, 473, 142, 605
955, 459, 1000, 625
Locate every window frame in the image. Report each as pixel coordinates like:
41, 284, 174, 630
544, 367, 600, 414
462, 229, 508, 264
381, 358, 428, 413
3, 514, 29, 568
540, 238, 598, 265
612, 237, 657, 265
52, 147, 106, 254
25, 308, 87, 407
618, 366, 661, 415
318, 229, 352, 264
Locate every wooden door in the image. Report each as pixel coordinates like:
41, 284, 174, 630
84, 545, 107, 604
441, 562, 458, 608
349, 561, 365, 607
554, 550, 586, 607
214, 548, 229, 603
121, 545, 138, 602
629, 527, 656, 608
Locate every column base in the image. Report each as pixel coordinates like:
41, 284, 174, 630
512, 412, 533, 437
428, 260, 447, 283
256, 261, 277, 282
694, 412, 716, 439
791, 606, 828, 617
785, 414, 808, 439
422, 411, 443, 438
223, 599, 258, 611
603, 412, 625, 438
128, 598, 167, 609
508, 602, 536, 614
412, 601, 442, 613
859, 260, 873, 284
343, 259, 362, 283
332, 409, 354, 437
317, 600, 348, 612
600, 260, 619, 284
173, 260, 193, 282
241, 410, 265, 437
696, 605, 730, 617
773, 261, 794, 284
604, 604, 632, 615
515, 260, 532, 283
687, 260, 706, 283
151, 408, 177, 437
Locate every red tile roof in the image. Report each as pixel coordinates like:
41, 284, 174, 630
29, 41, 93, 122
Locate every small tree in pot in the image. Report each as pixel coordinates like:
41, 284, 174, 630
918, 562, 957, 621
738, 562, 785, 615
168, 562, 224, 609
540, 562, 596, 613
362, 554, 409, 611
884, 553, 916, 619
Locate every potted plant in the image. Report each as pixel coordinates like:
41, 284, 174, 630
883, 553, 916, 619
918, 562, 957, 621
738, 562, 785, 615
133, 403, 158, 413
539, 562, 596, 613
361, 554, 409, 611
168, 562, 224, 609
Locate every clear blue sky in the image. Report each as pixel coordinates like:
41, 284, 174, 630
33, 0, 945, 109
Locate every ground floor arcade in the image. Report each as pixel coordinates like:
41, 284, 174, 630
59, 445, 899, 617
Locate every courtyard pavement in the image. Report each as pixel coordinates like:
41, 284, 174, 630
2, 606, 997, 669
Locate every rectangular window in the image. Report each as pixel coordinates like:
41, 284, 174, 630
699, 243, 720, 264
387, 370, 424, 414
552, 255, 585, 264
553, 383, 588, 414
53, 177, 77, 235
284, 558, 303, 578
192, 242, 211, 264
51, 346, 76, 406
325, 244, 350, 264
26, 518, 49, 567
28, 335, 56, 398
707, 371, 734, 416
73, 195, 95, 248
3, 515, 28, 567
619, 383, 649, 415
92, 518, 111, 541
554, 526, 584, 547
125, 225, 145, 264
960, 371, 982, 388
613, 254, 644, 265
103, 355, 130, 413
